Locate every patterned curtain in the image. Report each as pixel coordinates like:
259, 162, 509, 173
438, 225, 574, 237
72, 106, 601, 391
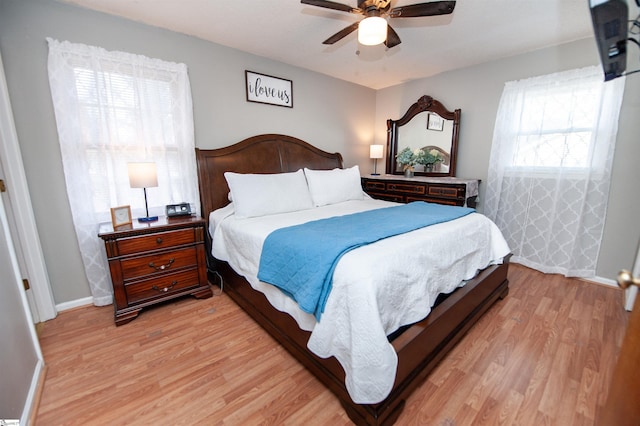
46, 38, 199, 305
484, 66, 625, 277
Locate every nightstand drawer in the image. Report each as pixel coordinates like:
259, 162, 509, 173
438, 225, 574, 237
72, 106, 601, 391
125, 269, 200, 305
117, 228, 196, 255
386, 182, 425, 194
120, 247, 198, 280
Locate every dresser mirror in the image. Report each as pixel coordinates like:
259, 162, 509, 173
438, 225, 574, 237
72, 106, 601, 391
386, 95, 461, 177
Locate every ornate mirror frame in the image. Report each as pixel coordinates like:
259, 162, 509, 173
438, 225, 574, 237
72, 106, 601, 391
386, 95, 461, 177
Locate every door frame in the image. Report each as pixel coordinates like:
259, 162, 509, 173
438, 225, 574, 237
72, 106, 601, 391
624, 240, 639, 311
0, 52, 56, 321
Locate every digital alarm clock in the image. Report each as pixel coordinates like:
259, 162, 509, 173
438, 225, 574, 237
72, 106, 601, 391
165, 203, 192, 217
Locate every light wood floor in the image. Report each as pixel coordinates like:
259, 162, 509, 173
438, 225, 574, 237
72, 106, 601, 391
35, 264, 628, 425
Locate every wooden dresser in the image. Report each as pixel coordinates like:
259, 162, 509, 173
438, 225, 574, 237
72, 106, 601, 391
362, 175, 479, 207
98, 215, 212, 326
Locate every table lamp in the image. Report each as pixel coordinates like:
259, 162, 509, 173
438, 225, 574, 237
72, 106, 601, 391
369, 145, 383, 176
128, 162, 158, 222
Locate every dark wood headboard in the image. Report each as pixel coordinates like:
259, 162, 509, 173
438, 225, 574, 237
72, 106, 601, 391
195, 133, 344, 219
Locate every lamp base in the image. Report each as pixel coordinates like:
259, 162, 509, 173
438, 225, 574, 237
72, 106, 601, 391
138, 216, 159, 223
371, 173, 380, 176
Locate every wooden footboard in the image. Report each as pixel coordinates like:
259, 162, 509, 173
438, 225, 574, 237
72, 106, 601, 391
211, 256, 510, 425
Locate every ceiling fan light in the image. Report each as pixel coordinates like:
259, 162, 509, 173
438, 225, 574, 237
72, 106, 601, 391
358, 16, 387, 46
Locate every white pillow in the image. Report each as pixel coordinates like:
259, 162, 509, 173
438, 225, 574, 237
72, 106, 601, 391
224, 169, 314, 218
304, 165, 364, 207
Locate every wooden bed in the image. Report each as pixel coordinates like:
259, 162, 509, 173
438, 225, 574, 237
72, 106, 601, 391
195, 133, 510, 425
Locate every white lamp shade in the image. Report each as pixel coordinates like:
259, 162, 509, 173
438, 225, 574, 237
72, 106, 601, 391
128, 162, 158, 188
370, 144, 384, 159
358, 16, 387, 46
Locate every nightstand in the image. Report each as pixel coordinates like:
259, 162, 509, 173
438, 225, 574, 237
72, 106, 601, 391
98, 215, 212, 326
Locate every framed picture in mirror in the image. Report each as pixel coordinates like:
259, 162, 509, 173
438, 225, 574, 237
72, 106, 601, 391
427, 113, 444, 131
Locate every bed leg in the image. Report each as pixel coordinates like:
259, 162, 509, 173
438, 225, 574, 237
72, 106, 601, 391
340, 401, 364, 425
498, 281, 510, 300
380, 400, 406, 426
340, 399, 405, 426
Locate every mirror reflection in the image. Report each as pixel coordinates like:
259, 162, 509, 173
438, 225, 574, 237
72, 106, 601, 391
399, 111, 453, 173
386, 95, 461, 177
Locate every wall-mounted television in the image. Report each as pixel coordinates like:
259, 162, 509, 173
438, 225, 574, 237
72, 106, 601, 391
589, 0, 629, 80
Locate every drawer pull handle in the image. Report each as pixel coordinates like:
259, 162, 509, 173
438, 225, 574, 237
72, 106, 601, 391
389, 185, 396, 190
149, 258, 175, 271
156, 237, 163, 244
152, 281, 177, 293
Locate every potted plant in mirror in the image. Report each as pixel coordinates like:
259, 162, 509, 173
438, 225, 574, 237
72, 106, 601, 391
416, 148, 443, 173
396, 147, 419, 178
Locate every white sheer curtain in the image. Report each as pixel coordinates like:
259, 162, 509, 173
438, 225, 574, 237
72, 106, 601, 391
47, 38, 199, 305
484, 66, 625, 277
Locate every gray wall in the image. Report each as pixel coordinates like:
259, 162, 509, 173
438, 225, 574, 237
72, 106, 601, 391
376, 38, 640, 280
0, 0, 375, 303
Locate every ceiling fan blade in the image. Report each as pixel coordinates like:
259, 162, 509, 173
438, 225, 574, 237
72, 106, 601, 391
301, 0, 361, 14
323, 22, 360, 44
385, 25, 402, 48
389, 1, 456, 18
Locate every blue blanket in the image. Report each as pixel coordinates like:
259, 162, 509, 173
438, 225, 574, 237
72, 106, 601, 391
257, 201, 474, 320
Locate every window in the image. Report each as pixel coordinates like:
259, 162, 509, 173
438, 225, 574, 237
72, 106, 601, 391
47, 38, 199, 305
511, 82, 602, 169
484, 66, 625, 277
72, 65, 189, 213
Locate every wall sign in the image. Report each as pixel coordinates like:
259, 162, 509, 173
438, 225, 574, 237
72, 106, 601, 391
245, 70, 293, 108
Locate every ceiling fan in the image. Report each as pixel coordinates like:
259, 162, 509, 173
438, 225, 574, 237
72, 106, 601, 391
301, 0, 456, 48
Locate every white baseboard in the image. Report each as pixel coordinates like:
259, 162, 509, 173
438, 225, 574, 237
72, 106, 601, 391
582, 275, 618, 288
55, 296, 94, 312
21, 359, 45, 426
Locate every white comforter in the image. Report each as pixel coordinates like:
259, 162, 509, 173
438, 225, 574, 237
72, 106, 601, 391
209, 199, 510, 404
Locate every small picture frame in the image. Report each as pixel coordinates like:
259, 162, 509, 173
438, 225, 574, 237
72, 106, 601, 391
110, 205, 132, 228
427, 113, 444, 131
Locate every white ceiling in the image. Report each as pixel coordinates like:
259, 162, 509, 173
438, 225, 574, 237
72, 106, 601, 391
57, 0, 595, 90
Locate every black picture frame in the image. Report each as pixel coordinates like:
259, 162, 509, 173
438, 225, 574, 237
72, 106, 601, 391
427, 112, 444, 131
245, 70, 293, 108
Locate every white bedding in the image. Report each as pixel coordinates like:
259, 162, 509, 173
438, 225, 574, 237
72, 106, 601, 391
209, 199, 510, 404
